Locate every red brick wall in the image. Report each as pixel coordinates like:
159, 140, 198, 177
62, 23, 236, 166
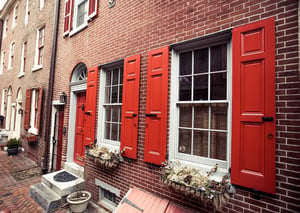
54, 0, 299, 212
0, 0, 56, 166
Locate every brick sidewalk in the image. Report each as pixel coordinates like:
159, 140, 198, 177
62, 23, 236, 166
0, 150, 108, 213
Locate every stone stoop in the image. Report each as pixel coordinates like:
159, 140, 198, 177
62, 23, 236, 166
29, 169, 85, 212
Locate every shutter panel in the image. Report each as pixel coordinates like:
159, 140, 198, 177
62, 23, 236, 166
24, 89, 31, 130
36, 86, 43, 135
144, 46, 169, 165
120, 54, 141, 159
88, 0, 98, 20
232, 17, 275, 194
63, 0, 73, 35
84, 66, 98, 146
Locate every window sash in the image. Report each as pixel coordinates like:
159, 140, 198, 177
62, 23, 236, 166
172, 43, 231, 169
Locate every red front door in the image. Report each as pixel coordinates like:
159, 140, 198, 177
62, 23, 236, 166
56, 107, 64, 170
74, 92, 86, 166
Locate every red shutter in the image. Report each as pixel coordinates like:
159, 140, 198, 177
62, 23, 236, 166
84, 66, 98, 146
24, 89, 31, 130
232, 17, 275, 194
144, 47, 169, 165
88, 0, 98, 20
63, 0, 73, 35
120, 54, 141, 159
36, 86, 43, 135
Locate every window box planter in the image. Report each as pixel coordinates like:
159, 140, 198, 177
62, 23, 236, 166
160, 161, 233, 209
86, 145, 123, 169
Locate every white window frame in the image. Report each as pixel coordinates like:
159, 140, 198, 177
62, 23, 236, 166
25, 0, 29, 25
28, 88, 40, 135
95, 178, 119, 211
19, 41, 27, 77
97, 63, 123, 152
40, 0, 45, 10
169, 41, 232, 180
3, 17, 8, 38
70, 0, 88, 36
1, 89, 7, 116
0, 50, 5, 75
12, 3, 18, 29
8, 41, 15, 70
32, 27, 45, 71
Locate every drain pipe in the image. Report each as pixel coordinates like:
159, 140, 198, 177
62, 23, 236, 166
42, 0, 60, 174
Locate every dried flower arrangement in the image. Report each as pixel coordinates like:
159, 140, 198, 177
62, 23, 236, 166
86, 145, 124, 169
160, 161, 232, 209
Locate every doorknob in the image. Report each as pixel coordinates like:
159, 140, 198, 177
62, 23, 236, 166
267, 133, 273, 139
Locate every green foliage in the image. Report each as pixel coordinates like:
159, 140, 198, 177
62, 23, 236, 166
6, 138, 21, 149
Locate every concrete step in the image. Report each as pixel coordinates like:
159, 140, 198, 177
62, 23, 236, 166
42, 169, 85, 197
29, 183, 62, 212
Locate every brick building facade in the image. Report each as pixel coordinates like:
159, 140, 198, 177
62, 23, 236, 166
0, 0, 56, 167
51, 0, 300, 212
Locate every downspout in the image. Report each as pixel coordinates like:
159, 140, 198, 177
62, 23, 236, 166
42, 0, 60, 174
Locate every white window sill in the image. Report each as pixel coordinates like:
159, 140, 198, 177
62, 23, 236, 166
7, 67, 13, 71
97, 142, 120, 153
69, 22, 88, 37
18, 73, 25, 78
32, 65, 43, 72
28, 127, 38, 135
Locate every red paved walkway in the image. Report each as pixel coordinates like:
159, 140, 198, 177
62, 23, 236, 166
0, 150, 106, 213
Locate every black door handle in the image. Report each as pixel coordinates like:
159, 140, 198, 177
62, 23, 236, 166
85, 111, 91, 115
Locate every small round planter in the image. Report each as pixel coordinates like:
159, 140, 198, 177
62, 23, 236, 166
66, 191, 91, 213
7, 147, 19, 156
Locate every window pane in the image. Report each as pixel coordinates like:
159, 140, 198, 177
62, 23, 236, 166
112, 106, 120, 122
194, 48, 208, 74
106, 71, 111, 86
119, 86, 123, 103
111, 86, 118, 103
104, 123, 111, 139
194, 75, 208, 100
112, 69, 119, 85
105, 87, 111, 103
179, 105, 192, 127
211, 44, 227, 72
194, 104, 209, 129
77, 1, 87, 27
178, 129, 191, 154
179, 76, 191, 101
180, 51, 192, 75
210, 72, 226, 100
211, 103, 227, 130
193, 130, 208, 157
105, 107, 111, 122
111, 124, 118, 141
210, 131, 227, 160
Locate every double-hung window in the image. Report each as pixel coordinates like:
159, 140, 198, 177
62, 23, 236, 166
170, 37, 231, 175
33, 27, 45, 70
98, 64, 123, 150
0, 50, 5, 75
3, 17, 8, 38
12, 4, 18, 29
19, 41, 27, 77
8, 41, 15, 70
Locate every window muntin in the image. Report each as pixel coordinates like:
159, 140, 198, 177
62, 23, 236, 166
175, 43, 230, 168
103, 67, 123, 144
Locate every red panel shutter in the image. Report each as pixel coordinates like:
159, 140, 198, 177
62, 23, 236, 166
24, 89, 31, 130
120, 54, 141, 159
36, 86, 43, 135
144, 46, 169, 165
63, 0, 73, 35
232, 17, 275, 194
84, 66, 98, 146
88, 0, 98, 20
